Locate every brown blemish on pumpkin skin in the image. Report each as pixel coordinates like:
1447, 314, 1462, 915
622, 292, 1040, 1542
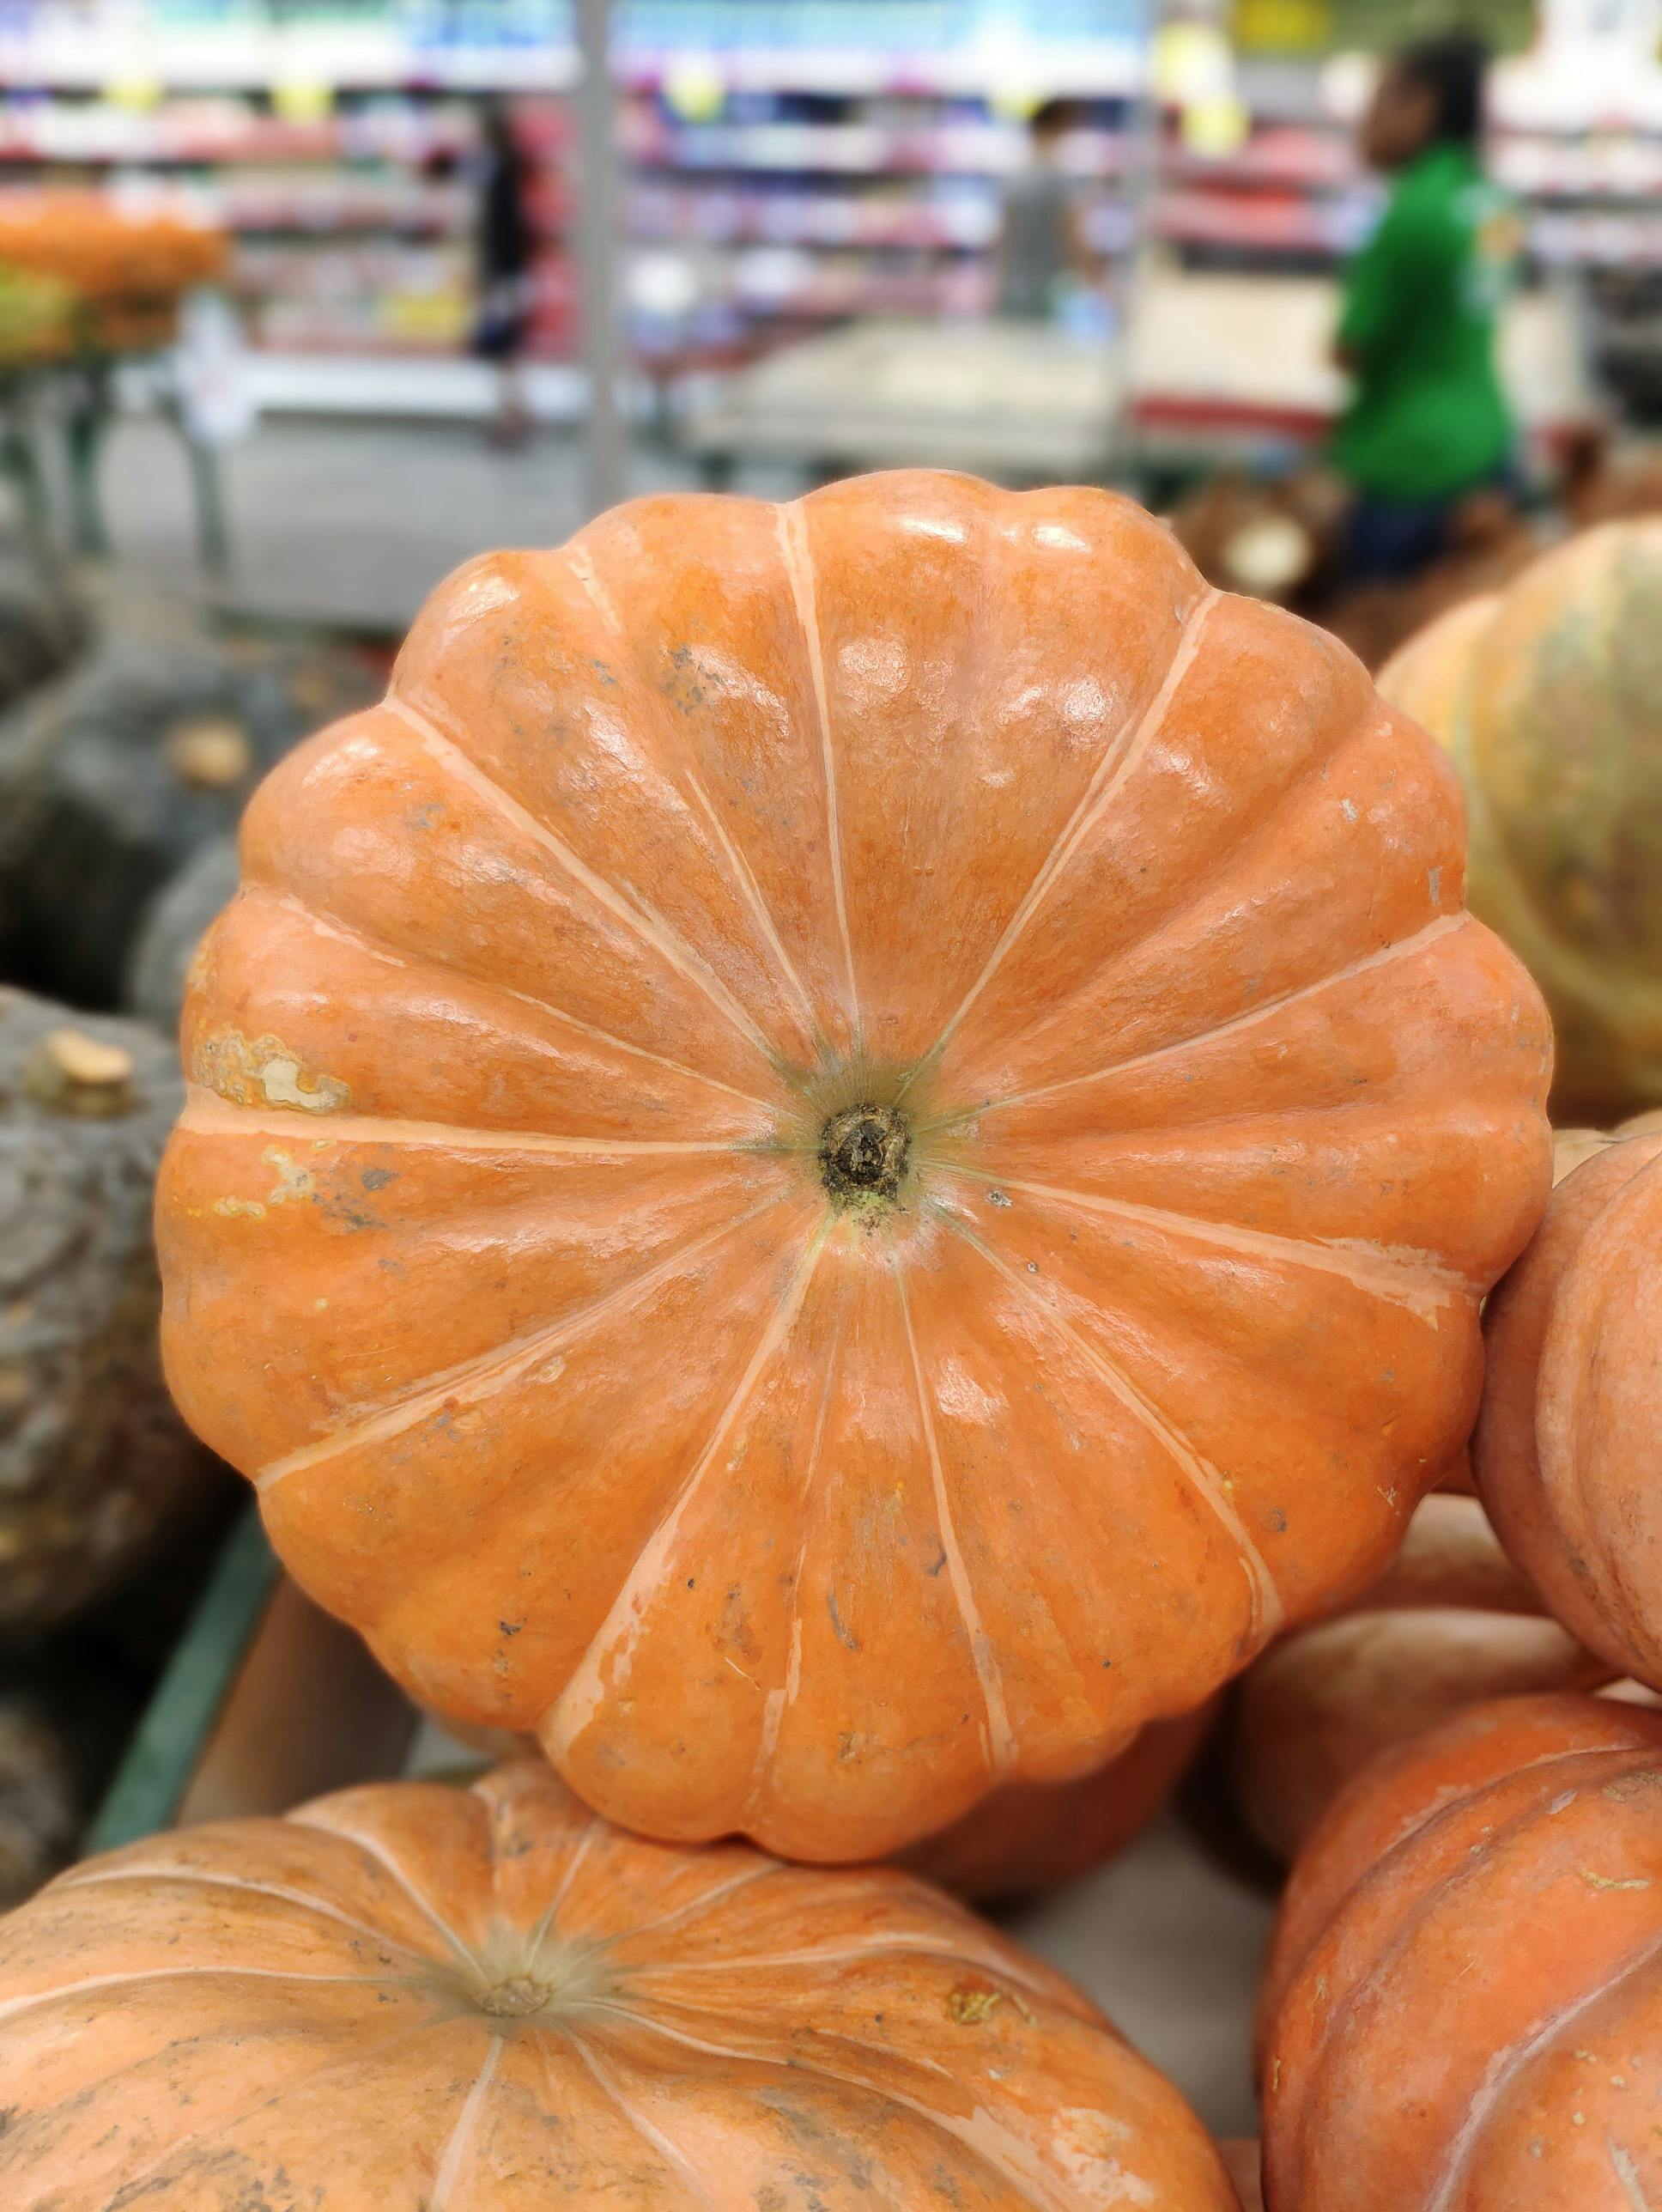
192, 1030, 349, 1115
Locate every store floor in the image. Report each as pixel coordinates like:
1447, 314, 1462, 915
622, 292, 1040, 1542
97, 414, 798, 634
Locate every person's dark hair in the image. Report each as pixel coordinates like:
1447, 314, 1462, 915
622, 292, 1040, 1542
1395, 33, 1489, 148
1028, 97, 1077, 143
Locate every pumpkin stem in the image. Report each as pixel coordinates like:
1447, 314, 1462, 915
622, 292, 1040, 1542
821, 1102, 910, 1206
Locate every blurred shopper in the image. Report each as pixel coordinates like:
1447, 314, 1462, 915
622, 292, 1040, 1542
997, 100, 1089, 322
1334, 36, 1519, 583
473, 96, 536, 448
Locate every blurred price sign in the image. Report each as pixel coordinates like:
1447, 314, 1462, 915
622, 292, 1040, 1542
1234, 0, 1332, 52
273, 82, 336, 125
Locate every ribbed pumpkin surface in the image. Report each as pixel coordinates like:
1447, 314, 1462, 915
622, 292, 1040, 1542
1261, 1693, 1662, 2210
1380, 520, 1662, 1120
0, 1762, 1237, 2210
158, 471, 1551, 1858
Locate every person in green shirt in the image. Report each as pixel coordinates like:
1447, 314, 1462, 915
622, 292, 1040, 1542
1335, 34, 1520, 582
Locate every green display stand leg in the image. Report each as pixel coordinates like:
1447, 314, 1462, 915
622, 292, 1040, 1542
63, 392, 111, 560
0, 412, 50, 540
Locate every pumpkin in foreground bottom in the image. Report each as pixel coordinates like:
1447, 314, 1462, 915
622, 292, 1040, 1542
1260, 1693, 1662, 2210
158, 470, 1550, 1862
0, 1760, 1237, 2211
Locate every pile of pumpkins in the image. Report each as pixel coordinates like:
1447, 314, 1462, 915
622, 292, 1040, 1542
0, 554, 379, 1905
0, 474, 1659, 2209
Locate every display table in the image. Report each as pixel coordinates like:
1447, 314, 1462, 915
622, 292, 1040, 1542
682, 272, 1595, 483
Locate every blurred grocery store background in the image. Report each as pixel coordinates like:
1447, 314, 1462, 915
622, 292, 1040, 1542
0, 0, 1646, 628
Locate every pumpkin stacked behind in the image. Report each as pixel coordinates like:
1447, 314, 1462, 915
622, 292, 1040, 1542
1231, 1491, 1617, 1860
1380, 520, 1662, 1121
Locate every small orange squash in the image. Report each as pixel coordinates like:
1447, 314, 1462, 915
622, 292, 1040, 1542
0, 1761, 1239, 2210
1260, 1693, 1662, 2210
1380, 522, 1662, 1120
158, 471, 1551, 1859
1479, 1122, 1662, 1690
1230, 1492, 1617, 1859
902, 1703, 1215, 1903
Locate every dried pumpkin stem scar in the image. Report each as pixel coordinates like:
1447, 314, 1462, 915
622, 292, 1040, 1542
821, 1101, 910, 1206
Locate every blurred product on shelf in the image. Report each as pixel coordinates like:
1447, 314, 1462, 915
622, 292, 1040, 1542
1380, 520, 1662, 1120
0, 610, 378, 1009
0, 989, 225, 1638
124, 834, 239, 1036
1230, 1491, 1623, 1861
0, 188, 226, 355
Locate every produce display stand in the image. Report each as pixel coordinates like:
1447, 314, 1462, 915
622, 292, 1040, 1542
680, 318, 1129, 485
85, 1504, 1270, 2143
681, 269, 1597, 486
0, 351, 232, 571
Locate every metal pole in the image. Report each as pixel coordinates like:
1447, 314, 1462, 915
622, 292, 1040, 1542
576, 0, 625, 520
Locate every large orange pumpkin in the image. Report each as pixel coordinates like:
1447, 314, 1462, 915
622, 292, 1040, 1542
1260, 1692, 1662, 2209
158, 471, 1552, 1860
1479, 1121, 1662, 1692
1230, 1491, 1617, 1858
0, 1760, 1239, 2209
1379, 521, 1662, 1119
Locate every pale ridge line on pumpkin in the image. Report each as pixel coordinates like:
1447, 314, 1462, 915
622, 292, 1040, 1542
614, 1860, 779, 1952
566, 2033, 718, 2208
568, 541, 828, 1054
776, 501, 863, 1040
288, 1815, 486, 1978
892, 1249, 1017, 1777
523, 1811, 604, 1964
0, 1964, 409, 2027
931, 910, 1472, 1129
270, 888, 409, 966
386, 694, 781, 1073
49, 2016, 451, 2205
260, 886, 782, 1114
1422, 1925, 1662, 2212
631, 1935, 1063, 1996
933, 1201, 1283, 1644
939, 1164, 1464, 1311
583, 1999, 1077, 2212
179, 1091, 759, 1159
917, 586, 1222, 1076
543, 1216, 834, 1752
430, 2035, 501, 2211
53, 1863, 438, 1968
746, 1303, 846, 1831
254, 1188, 795, 1492
1609, 2134, 1655, 2212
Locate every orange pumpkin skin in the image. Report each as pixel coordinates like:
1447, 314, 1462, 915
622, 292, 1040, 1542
901, 1702, 1214, 1903
157, 471, 1552, 1861
1231, 1492, 1614, 1859
0, 1762, 1238, 2212
1220, 2138, 1264, 2211
1478, 1127, 1662, 1691
1260, 1693, 1662, 2211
